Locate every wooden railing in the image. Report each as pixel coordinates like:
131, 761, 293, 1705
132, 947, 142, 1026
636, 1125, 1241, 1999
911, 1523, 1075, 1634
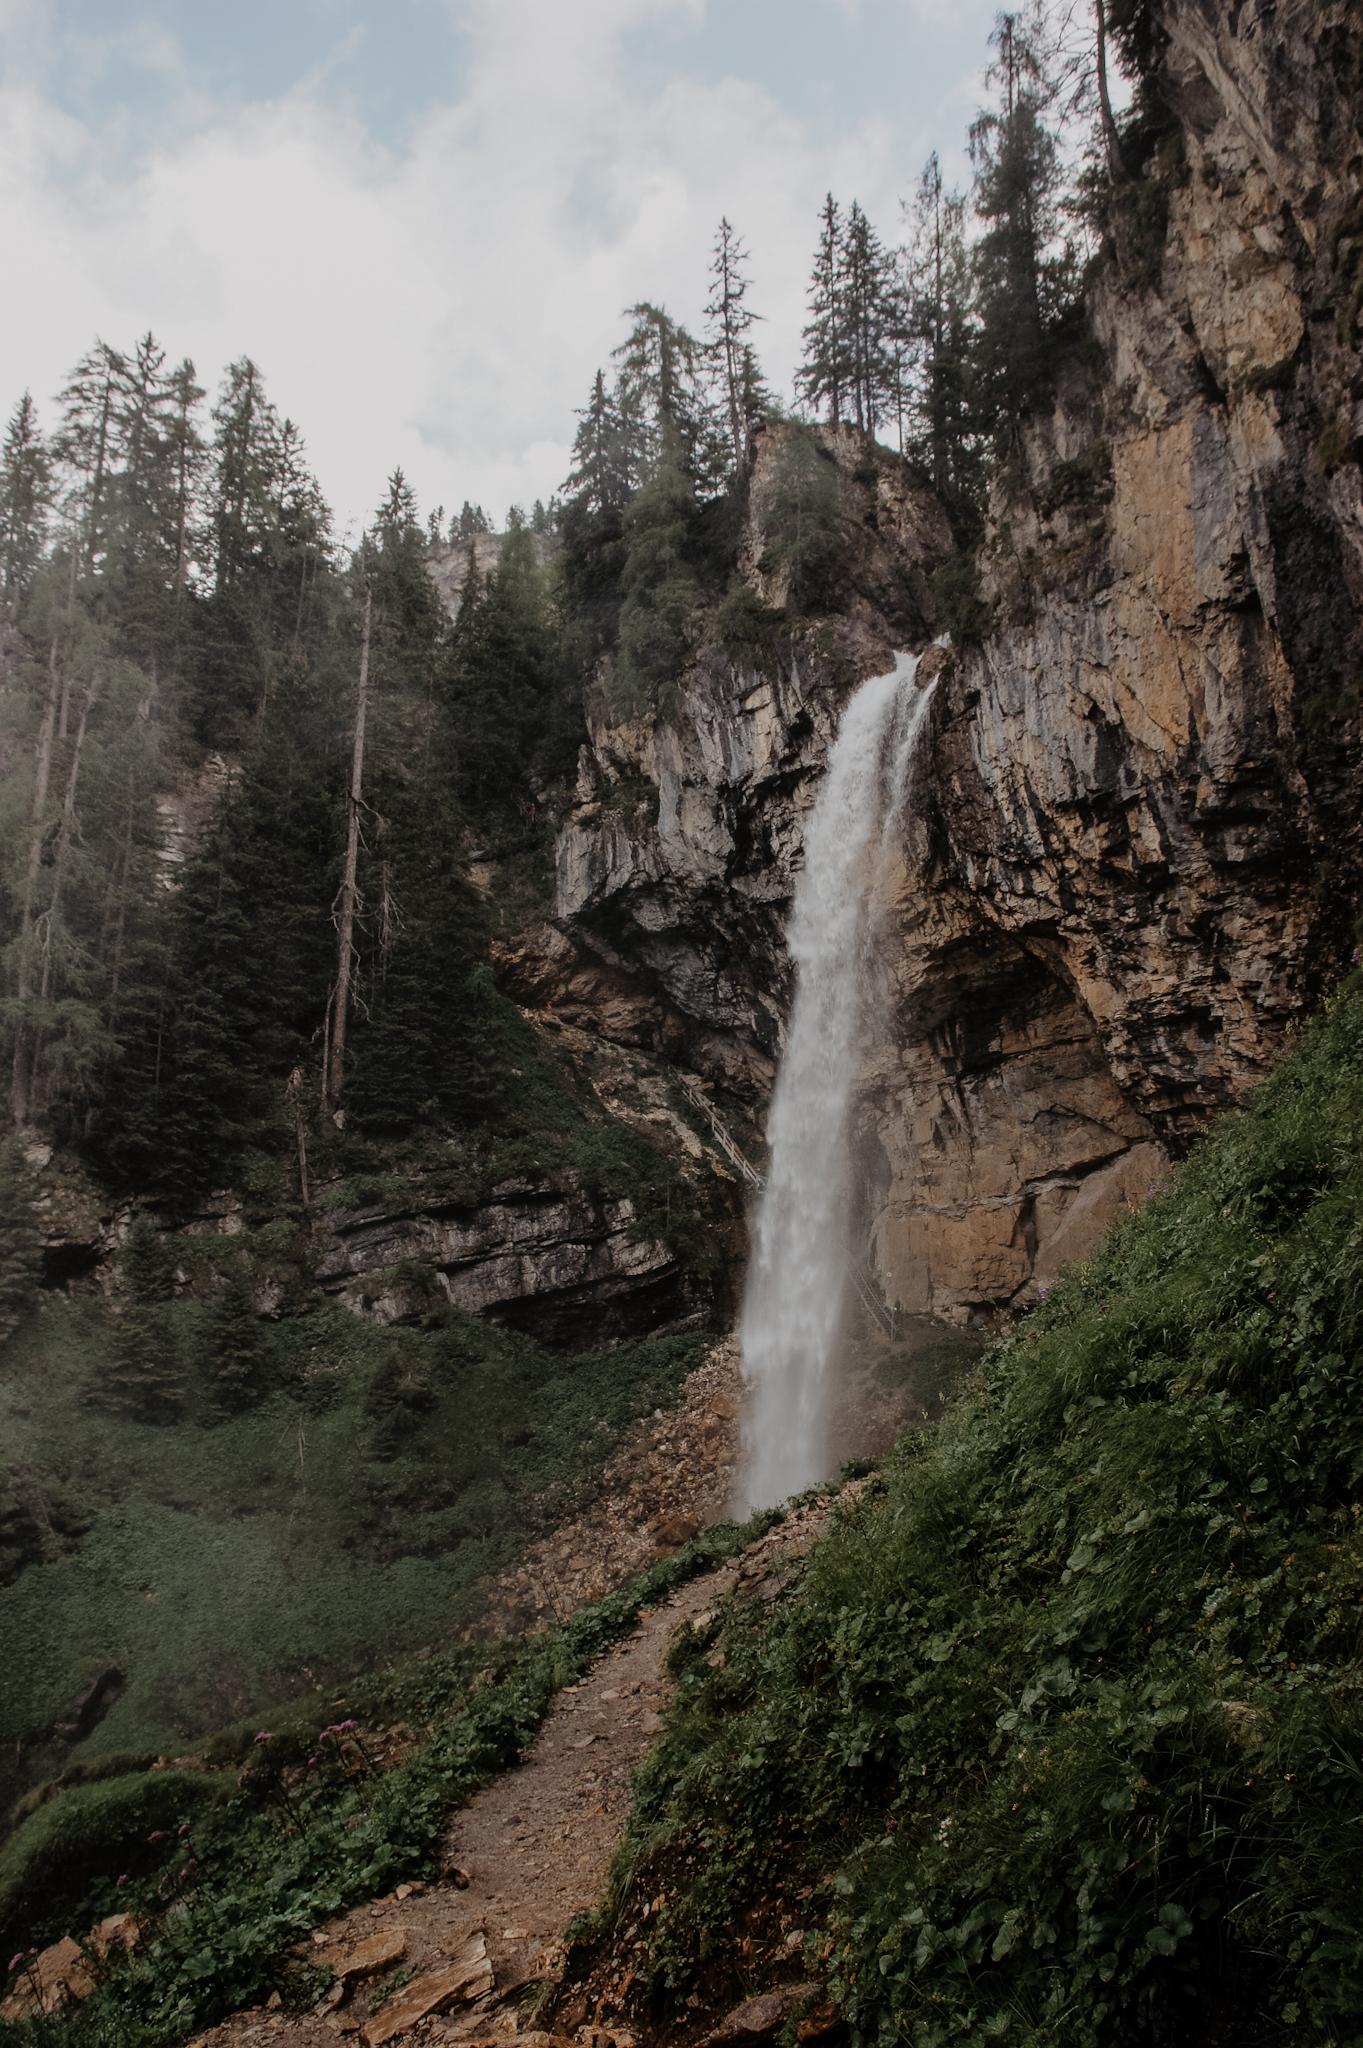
672, 1070, 765, 1191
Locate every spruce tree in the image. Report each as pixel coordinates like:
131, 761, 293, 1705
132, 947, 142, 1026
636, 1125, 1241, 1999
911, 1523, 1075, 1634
703, 219, 764, 476
442, 516, 554, 813
840, 201, 899, 436
969, 5, 1080, 445
611, 303, 710, 485
0, 396, 52, 606
202, 1266, 267, 1417
0, 1138, 40, 1344
902, 153, 981, 504
56, 340, 125, 575
797, 195, 850, 426
565, 371, 632, 517
611, 433, 700, 712
100, 1216, 180, 1421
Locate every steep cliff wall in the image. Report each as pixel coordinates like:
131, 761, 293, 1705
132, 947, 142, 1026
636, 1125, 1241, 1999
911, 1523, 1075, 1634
551, 0, 1363, 1321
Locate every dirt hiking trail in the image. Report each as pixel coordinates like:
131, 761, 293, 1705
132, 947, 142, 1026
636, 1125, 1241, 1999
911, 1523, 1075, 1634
188, 1501, 840, 2048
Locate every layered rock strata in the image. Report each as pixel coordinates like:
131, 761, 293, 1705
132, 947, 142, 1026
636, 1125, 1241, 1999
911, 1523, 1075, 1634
553, 1, 1363, 1319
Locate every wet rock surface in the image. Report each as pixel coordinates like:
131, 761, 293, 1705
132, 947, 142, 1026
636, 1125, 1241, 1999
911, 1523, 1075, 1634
551, 10, 1363, 1324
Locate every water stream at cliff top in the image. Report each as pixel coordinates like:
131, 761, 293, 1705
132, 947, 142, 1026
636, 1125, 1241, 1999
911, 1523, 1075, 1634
738, 650, 936, 1510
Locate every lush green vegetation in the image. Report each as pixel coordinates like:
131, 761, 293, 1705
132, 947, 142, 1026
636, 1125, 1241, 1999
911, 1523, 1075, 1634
1, 1294, 710, 1766
0, 1505, 783, 2043
585, 987, 1363, 2046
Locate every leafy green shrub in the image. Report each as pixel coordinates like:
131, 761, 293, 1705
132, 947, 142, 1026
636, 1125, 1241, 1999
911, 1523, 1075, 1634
593, 983, 1363, 2046
714, 578, 785, 667
0, 1302, 711, 1774
0, 1509, 780, 2043
0, 1772, 227, 1944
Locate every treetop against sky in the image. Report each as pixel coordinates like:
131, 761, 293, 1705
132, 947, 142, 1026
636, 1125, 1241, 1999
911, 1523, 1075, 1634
0, 0, 1004, 531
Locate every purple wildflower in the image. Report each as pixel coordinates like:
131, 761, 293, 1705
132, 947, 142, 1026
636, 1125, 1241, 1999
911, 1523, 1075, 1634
178, 1823, 191, 1836
148, 1830, 165, 1841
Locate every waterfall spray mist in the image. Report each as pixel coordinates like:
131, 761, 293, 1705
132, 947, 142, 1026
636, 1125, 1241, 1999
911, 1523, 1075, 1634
737, 651, 936, 1510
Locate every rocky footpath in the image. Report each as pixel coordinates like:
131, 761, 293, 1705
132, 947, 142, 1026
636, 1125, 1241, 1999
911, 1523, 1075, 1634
547, 1, 1363, 1322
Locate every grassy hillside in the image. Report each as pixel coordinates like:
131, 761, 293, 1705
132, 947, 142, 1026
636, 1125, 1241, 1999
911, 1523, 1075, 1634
577, 984, 1363, 2047
1, 1299, 709, 1780
0, 1508, 782, 2043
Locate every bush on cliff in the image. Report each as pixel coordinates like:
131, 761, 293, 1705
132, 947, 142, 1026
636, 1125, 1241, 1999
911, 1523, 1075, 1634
594, 982, 1363, 2046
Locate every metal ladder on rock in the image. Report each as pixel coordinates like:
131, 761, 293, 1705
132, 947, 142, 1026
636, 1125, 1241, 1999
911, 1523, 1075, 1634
672, 1069, 766, 1191
671, 1069, 895, 1339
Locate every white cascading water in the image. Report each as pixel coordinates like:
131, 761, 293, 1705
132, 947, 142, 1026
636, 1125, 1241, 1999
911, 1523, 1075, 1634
738, 649, 936, 1510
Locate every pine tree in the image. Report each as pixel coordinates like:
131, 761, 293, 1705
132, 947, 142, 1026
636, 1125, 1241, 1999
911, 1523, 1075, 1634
100, 1216, 180, 1421
55, 341, 125, 575
797, 195, 850, 426
564, 371, 632, 517
443, 516, 553, 810
611, 431, 700, 712
0, 396, 52, 607
611, 303, 710, 485
209, 358, 281, 594
349, 830, 516, 1136
122, 1212, 175, 1301
839, 201, 899, 436
0, 1138, 40, 1344
453, 502, 490, 540
969, 5, 1080, 444
202, 1266, 267, 1417
755, 425, 844, 614
704, 219, 764, 476
902, 153, 980, 502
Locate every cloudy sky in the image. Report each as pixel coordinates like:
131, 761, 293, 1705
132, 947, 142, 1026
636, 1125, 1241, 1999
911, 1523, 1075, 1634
0, 0, 1009, 539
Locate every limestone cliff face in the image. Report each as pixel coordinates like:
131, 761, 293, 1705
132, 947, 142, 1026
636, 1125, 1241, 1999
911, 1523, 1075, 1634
555, 427, 955, 1097
551, 0, 1363, 1321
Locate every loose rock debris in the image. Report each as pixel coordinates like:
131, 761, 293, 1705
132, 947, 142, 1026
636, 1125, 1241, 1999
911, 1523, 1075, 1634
194, 1495, 849, 2047
472, 1341, 742, 1639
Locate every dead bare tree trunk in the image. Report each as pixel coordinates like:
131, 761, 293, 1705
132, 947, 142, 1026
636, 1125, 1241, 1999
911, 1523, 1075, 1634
24, 680, 100, 1118
1095, 0, 1130, 181
11, 641, 62, 1124
326, 585, 371, 1106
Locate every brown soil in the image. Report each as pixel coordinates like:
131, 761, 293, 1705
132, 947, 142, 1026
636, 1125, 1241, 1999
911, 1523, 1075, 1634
186, 1500, 843, 2048
182, 1320, 981, 2048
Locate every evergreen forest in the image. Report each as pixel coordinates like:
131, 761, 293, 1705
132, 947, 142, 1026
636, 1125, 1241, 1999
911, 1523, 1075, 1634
6, 6, 1359, 2045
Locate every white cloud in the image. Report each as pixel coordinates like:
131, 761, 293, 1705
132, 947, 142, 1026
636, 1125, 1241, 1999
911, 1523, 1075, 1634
0, 0, 993, 533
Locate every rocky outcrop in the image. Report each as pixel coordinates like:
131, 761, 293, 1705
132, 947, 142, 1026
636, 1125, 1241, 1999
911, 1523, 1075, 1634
556, 429, 955, 1099
314, 1173, 706, 1349
554, 2, 1363, 1320
427, 529, 557, 621
491, 924, 775, 1099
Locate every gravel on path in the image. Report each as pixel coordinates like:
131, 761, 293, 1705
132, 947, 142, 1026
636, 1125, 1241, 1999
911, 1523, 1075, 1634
188, 1502, 843, 2048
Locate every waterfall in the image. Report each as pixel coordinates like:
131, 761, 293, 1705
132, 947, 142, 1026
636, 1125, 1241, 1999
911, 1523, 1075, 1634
737, 649, 936, 1510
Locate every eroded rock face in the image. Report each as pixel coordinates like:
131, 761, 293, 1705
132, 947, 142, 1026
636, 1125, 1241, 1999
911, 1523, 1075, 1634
557, 427, 956, 1098
555, 4, 1362, 1319
314, 1176, 707, 1349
